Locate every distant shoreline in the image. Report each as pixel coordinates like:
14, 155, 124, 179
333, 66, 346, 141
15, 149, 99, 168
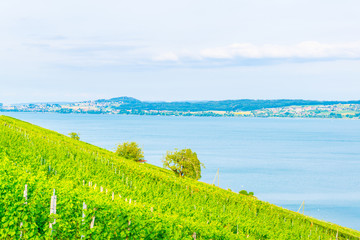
1, 109, 358, 120
1, 97, 359, 119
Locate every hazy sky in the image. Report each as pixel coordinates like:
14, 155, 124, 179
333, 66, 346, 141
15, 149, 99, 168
1, 0, 360, 103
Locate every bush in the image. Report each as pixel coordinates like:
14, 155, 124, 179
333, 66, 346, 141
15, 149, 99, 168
239, 190, 255, 196
163, 148, 204, 180
239, 190, 248, 195
116, 142, 144, 162
68, 132, 80, 140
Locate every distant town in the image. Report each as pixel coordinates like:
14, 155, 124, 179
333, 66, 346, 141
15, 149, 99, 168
1, 97, 360, 119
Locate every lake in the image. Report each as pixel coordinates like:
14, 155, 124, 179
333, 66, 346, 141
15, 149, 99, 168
2, 112, 360, 230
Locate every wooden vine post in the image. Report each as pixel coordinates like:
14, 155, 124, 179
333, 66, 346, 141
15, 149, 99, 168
20, 184, 28, 238
212, 169, 220, 187
81, 202, 87, 239
90, 208, 96, 230
49, 189, 57, 233
297, 201, 305, 214
24, 184, 28, 203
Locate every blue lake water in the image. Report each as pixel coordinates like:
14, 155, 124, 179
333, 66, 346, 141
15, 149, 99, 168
2, 112, 360, 230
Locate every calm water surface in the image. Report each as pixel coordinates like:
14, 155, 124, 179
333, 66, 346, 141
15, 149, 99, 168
2, 112, 360, 230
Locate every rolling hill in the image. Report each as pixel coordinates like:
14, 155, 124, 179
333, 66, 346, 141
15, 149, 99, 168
0, 115, 359, 239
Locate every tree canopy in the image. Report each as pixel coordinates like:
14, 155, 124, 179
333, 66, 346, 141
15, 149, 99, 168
68, 132, 80, 140
116, 142, 144, 162
163, 148, 204, 180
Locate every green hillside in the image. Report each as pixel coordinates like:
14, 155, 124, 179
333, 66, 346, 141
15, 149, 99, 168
0, 115, 359, 239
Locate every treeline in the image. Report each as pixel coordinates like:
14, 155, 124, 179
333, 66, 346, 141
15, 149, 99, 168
106, 97, 360, 112
3, 97, 360, 114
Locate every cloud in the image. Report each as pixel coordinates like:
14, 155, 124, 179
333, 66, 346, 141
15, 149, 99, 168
153, 41, 360, 63
153, 51, 179, 61
14, 38, 151, 68
6, 37, 360, 70
25, 39, 144, 54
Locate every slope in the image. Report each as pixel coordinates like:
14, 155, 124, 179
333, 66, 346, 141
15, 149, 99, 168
0, 115, 359, 239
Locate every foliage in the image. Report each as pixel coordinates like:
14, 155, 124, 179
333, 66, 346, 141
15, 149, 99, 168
330, 113, 343, 118
68, 132, 80, 140
163, 149, 204, 180
116, 142, 144, 162
239, 190, 248, 195
109, 98, 360, 112
0, 115, 360, 239
239, 190, 254, 196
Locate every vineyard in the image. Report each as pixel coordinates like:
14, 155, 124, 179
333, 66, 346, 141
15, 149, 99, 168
0, 115, 359, 239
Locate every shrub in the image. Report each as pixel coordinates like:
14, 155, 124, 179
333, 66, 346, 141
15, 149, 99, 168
239, 190, 248, 195
163, 148, 204, 180
116, 142, 144, 162
68, 132, 80, 140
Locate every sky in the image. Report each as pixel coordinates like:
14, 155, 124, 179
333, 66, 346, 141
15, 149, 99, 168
1, 0, 360, 104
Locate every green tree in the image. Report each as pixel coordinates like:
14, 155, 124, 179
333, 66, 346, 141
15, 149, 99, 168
239, 190, 255, 196
163, 148, 204, 180
68, 132, 80, 140
116, 142, 144, 162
